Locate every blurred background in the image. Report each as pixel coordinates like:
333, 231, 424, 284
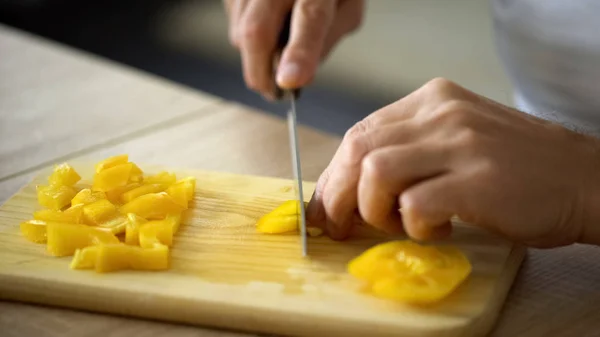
0, 0, 513, 136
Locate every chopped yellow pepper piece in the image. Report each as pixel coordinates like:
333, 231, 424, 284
166, 213, 182, 233
97, 215, 129, 235
121, 184, 166, 203
139, 220, 173, 249
125, 213, 147, 245
20, 220, 48, 243
46, 222, 119, 257
37, 184, 77, 210
71, 243, 169, 273
95, 154, 129, 173
92, 163, 133, 192
307, 227, 323, 237
48, 163, 81, 187
82, 199, 118, 225
34, 204, 84, 224
119, 192, 185, 219
144, 171, 176, 186
129, 163, 144, 183
71, 189, 106, 206
347, 240, 472, 304
166, 177, 196, 208
70, 246, 98, 269
256, 200, 320, 235
105, 182, 141, 204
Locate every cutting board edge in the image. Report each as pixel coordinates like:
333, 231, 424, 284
463, 244, 527, 336
0, 271, 476, 337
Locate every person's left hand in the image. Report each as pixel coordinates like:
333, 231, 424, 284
306, 78, 600, 248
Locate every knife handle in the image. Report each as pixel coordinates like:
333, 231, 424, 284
274, 12, 302, 101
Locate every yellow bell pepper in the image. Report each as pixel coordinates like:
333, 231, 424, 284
121, 184, 166, 203
125, 213, 147, 245
97, 215, 128, 235
144, 171, 176, 186
95, 154, 129, 173
119, 192, 185, 219
20, 220, 48, 243
166, 213, 182, 233
69, 245, 98, 269
37, 184, 77, 210
139, 220, 174, 249
256, 200, 318, 234
48, 163, 81, 187
129, 163, 144, 183
70, 243, 169, 273
34, 204, 84, 224
347, 240, 472, 304
92, 163, 133, 192
46, 222, 119, 257
71, 189, 106, 206
105, 182, 141, 204
82, 199, 118, 225
166, 177, 196, 208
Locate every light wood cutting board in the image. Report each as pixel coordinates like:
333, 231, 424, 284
0, 163, 526, 337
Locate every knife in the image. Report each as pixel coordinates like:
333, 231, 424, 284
274, 14, 308, 257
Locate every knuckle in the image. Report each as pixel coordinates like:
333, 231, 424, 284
361, 152, 388, 184
423, 77, 458, 95
240, 21, 270, 46
343, 121, 371, 164
298, 0, 332, 23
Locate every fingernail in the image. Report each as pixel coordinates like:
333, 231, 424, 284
277, 62, 301, 88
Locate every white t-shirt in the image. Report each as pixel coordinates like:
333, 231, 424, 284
491, 0, 600, 136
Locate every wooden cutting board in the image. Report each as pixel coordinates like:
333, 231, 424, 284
0, 163, 525, 337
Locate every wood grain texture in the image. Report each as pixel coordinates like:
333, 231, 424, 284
0, 163, 524, 337
0, 24, 222, 179
71, 102, 342, 181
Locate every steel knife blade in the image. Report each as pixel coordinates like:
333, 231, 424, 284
275, 13, 307, 257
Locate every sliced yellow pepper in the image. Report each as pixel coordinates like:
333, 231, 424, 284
70, 243, 169, 273
37, 184, 77, 210
121, 184, 166, 203
71, 189, 106, 206
70, 246, 98, 269
46, 222, 119, 257
166, 213, 182, 233
34, 203, 84, 224
166, 177, 196, 208
256, 200, 321, 235
105, 182, 141, 204
92, 163, 133, 192
82, 199, 118, 226
347, 240, 472, 304
97, 215, 128, 235
20, 220, 48, 243
129, 163, 144, 183
144, 171, 176, 186
48, 163, 81, 187
139, 220, 173, 249
95, 154, 129, 173
125, 213, 147, 245
119, 192, 185, 219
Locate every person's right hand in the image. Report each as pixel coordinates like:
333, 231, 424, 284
224, 0, 364, 100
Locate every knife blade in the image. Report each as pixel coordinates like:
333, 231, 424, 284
274, 14, 307, 257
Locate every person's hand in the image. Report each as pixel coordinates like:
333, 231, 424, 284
306, 78, 600, 248
223, 0, 364, 99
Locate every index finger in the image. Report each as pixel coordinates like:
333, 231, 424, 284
277, 0, 336, 88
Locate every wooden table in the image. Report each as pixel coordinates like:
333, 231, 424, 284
1, 24, 599, 337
